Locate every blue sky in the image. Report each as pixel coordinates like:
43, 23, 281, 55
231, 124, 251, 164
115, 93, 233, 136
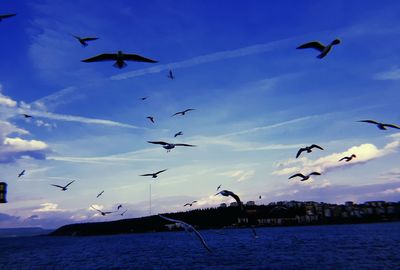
1, 0, 400, 228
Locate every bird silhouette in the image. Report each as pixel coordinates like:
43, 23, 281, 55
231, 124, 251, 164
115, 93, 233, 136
158, 215, 211, 253
117, 204, 123, 210
339, 154, 356, 162
0, 14, 16, 22
18, 170, 25, 178
296, 144, 324, 158
172, 109, 195, 117
140, 96, 148, 101
289, 172, 321, 181
174, 131, 183, 138
358, 120, 400, 130
216, 184, 222, 192
140, 169, 167, 178
297, 38, 341, 59
168, 70, 175, 80
96, 190, 104, 198
184, 201, 197, 207
215, 190, 244, 211
50, 180, 75, 191
147, 116, 155, 123
22, 114, 32, 118
147, 141, 196, 152
82, 51, 157, 69
91, 205, 115, 216
72, 35, 98, 47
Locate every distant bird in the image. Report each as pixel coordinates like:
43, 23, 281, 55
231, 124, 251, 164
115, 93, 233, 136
0, 14, 16, 22
147, 141, 196, 152
117, 204, 123, 210
140, 96, 148, 101
296, 144, 324, 158
72, 35, 98, 47
158, 214, 211, 253
339, 154, 356, 162
50, 180, 75, 191
18, 170, 25, 178
184, 201, 197, 207
216, 184, 221, 192
259, 195, 262, 200
358, 120, 400, 130
174, 131, 183, 138
289, 172, 321, 181
120, 210, 127, 216
22, 114, 32, 118
171, 109, 195, 117
168, 70, 175, 80
215, 190, 244, 211
140, 169, 167, 178
296, 38, 341, 59
91, 205, 115, 216
96, 190, 104, 198
82, 51, 157, 69
147, 116, 155, 123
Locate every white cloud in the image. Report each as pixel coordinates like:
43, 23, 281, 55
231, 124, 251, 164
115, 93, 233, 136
220, 169, 255, 182
33, 203, 65, 212
373, 67, 400, 80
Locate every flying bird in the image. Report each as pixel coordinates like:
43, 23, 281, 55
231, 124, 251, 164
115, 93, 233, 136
140, 169, 167, 178
22, 114, 32, 118
18, 170, 25, 178
81, 50, 157, 69
96, 190, 104, 198
296, 144, 324, 158
50, 180, 75, 191
147, 116, 155, 123
215, 190, 244, 211
72, 35, 98, 47
140, 96, 148, 101
296, 38, 341, 59
289, 172, 321, 181
259, 195, 262, 200
339, 154, 356, 162
0, 14, 16, 22
147, 141, 196, 152
184, 201, 197, 207
174, 131, 183, 138
90, 205, 115, 216
171, 109, 195, 117
358, 120, 400, 130
168, 70, 175, 80
216, 184, 221, 192
158, 215, 211, 253
117, 204, 123, 210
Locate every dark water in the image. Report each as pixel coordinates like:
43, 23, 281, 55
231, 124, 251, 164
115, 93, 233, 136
1, 222, 399, 270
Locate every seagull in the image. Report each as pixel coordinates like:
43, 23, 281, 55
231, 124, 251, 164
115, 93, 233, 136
18, 170, 25, 178
358, 120, 400, 130
147, 116, 155, 123
140, 169, 167, 178
296, 38, 341, 59
174, 131, 183, 138
168, 70, 175, 80
171, 109, 195, 117
91, 205, 115, 216
117, 204, 123, 210
259, 195, 262, 200
140, 96, 148, 101
339, 154, 356, 162
72, 35, 98, 47
215, 190, 244, 211
158, 214, 211, 253
22, 114, 32, 118
81, 51, 157, 69
289, 172, 321, 181
296, 144, 324, 158
184, 201, 197, 207
147, 141, 196, 152
96, 190, 104, 198
216, 184, 221, 192
50, 180, 75, 191
120, 209, 127, 216
0, 14, 16, 22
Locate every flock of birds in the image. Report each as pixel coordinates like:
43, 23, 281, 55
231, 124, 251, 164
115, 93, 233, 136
3, 12, 400, 253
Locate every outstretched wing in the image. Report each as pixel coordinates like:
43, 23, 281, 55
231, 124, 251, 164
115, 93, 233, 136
383, 124, 400, 129
90, 205, 102, 213
51, 184, 64, 189
140, 173, 153, 177
81, 37, 98, 42
338, 157, 347, 162
82, 53, 118, 62
310, 144, 324, 150
155, 169, 167, 175
184, 203, 190, 206
159, 214, 181, 224
309, 172, 321, 176
192, 227, 212, 253
122, 54, 157, 63
174, 143, 196, 147
289, 173, 305, 179
171, 112, 182, 116
0, 14, 16, 20
184, 109, 195, 113
65, 180, 75, 188
147, 141, 168, 145
297, 41, 325, 51
359, 120, 380, 125
296, 148, 305, 158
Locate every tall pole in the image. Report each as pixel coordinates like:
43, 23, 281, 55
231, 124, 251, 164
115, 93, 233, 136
149, 183, 152, 215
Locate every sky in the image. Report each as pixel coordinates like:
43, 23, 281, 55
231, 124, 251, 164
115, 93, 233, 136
0, 0, 400, 229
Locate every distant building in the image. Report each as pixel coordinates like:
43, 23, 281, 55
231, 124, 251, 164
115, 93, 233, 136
345, 201, 354, 207
246, 201, 255, 206
230, 202, 238, 207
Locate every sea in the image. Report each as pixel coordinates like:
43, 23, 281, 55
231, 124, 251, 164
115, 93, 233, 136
0, 222, 399, 270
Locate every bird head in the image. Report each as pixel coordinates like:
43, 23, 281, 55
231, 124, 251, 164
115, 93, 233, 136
332, 38, 341, 45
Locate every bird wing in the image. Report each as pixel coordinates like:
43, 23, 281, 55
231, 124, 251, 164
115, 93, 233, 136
0, 14, 16, 19
229, 192, 243, 208
184, 109, 195, 113
359, 120, 379, 125
383, 124, 400, 129
171, 112, 182, 116
158, 214, 181, 224
96, 191, 104, 198
297, 41, 325, 51
155, 169, 167, 175
310, 144, 324, 150
309, 172, 321, 176
65, 180, 75, 187
184, 203, 190, 206
192, 201, 198, 203
122, 54, 158, 63
81, 53, 118, 62
81, 37, 98, 41
174, 143, 196, 147
338, 157, 347, 162
147, 141, 168, 145
192, 227, 212, 253
289, 173, 304, 179
140, 173, 153, 176
51, 184, 64, 189
296, 148, 305, 158
90, 205, 102, 213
